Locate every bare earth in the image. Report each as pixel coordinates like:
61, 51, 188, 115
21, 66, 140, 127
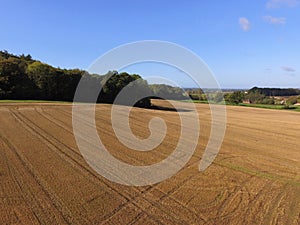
0, 100, 299, 225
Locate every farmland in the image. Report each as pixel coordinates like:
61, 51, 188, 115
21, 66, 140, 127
0, 100, 299, 224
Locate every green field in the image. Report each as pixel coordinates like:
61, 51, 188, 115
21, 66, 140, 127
183, 100, 300, 112
238, 103, 300, 111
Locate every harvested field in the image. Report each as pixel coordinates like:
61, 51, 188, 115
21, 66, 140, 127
0, 100, 299, 224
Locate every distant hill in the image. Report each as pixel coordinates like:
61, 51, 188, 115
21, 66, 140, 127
248, 87, 300, 96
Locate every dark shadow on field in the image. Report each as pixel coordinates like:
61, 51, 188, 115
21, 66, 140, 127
148, 104, 192, 112
144, 98, 193, 112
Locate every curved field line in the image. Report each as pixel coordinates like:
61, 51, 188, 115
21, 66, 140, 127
11, 108, 170, 222
0, 137, 42, 224
38, 106, 179, 161
10, 109, 131, 197
285, 174, 300, 225
212, 174, 255, 221
126, 163, 212, 223
31, 106, 300, 224
0, 133, 73, 225
262, 184, 290, 224
241, 180, 274, 224
39, 107, 206, 224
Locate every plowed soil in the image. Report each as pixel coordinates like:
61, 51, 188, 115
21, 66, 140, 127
0, 100, 299, 224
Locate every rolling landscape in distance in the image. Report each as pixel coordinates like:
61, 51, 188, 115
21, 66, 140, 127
1, 0, 300, 225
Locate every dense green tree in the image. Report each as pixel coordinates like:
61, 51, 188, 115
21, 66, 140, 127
0, 51, 154, 107
212, 92, 225, 103
0, 58, 36, 99
26, 61, 57, 99
245, 91, 265, 104
225, 91, 244, 104
286, 96, 299, 105
99, 72, 152, 107
149, 84, 187, 100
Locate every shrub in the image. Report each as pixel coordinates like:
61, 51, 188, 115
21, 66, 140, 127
261, 98, 275, 105
287, 96, 298, 105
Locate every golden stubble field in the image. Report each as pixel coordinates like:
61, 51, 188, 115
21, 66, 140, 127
0, 99, 299, 225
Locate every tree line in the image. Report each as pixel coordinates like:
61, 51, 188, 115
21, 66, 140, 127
224, 87, 300, 105
3, 51, 297, 107
248, 87, 300, 97
186, 87, 300, 105
0, 51, 187, 107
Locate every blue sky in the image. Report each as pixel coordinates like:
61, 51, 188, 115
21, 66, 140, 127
1, 0, 299, 88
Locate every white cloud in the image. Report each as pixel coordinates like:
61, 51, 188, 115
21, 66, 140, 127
282, 66, 296, 72
263, 15, 286, 24
239, 17, 251, 31
266, 0, 299, 9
